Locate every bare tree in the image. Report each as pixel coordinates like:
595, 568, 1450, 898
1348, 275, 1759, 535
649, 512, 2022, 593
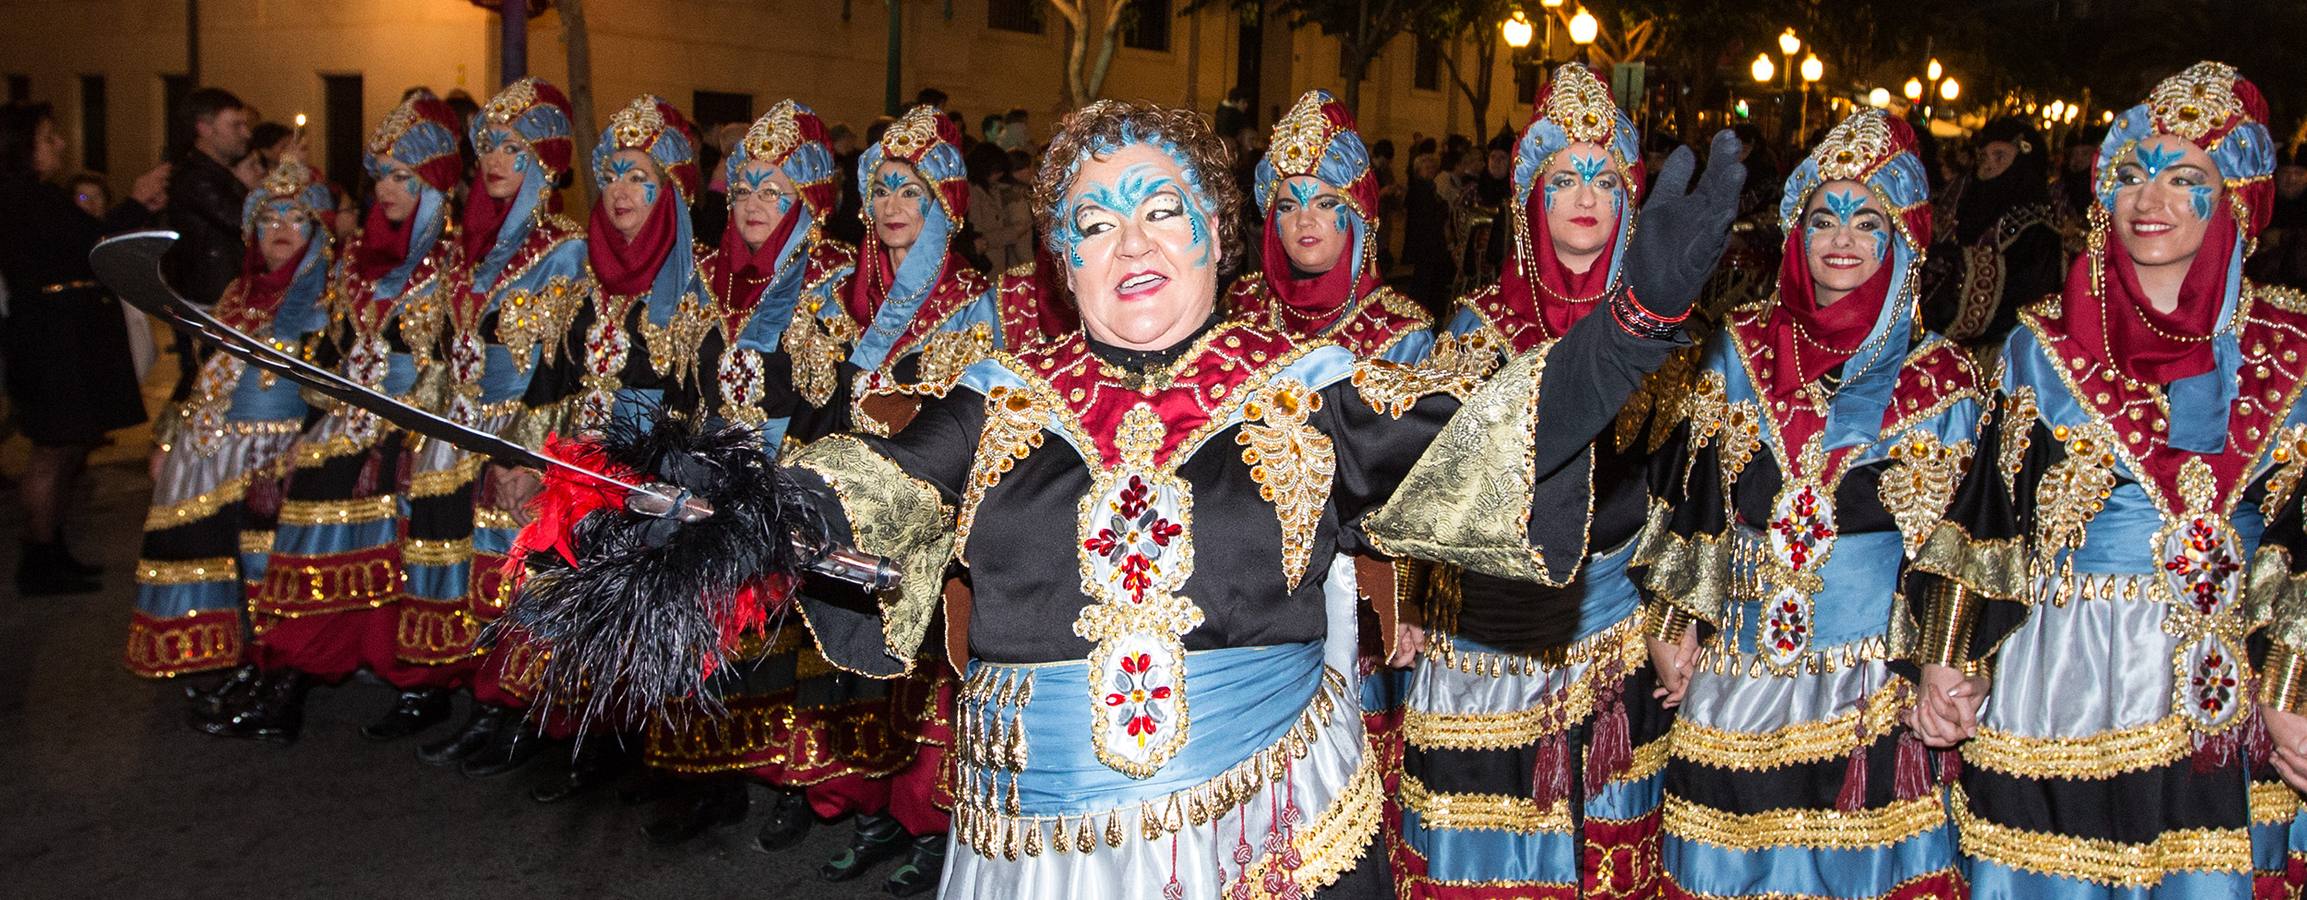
1044, 0, 1138, 109
1416, 0, 1512, 140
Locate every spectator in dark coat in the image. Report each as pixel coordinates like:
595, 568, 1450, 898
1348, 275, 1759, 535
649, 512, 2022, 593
0, 102, 169, 594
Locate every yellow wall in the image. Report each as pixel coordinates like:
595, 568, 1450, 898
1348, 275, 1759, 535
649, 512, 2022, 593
3, 0, 1539, 195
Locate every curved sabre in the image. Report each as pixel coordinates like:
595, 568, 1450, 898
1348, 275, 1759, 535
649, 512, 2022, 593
92, 230, 897, 591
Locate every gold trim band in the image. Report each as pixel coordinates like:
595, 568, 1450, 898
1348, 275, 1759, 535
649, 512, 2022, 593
1963, 716, 2193, 781
1662, 795, 1947, 850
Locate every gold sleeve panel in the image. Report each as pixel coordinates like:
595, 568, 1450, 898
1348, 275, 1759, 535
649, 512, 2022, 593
501, 399, 571, 452
788, 434, 957, 673
1634, 520, 1727, 627
1915, 580, 1982, 670
2247, 544, 2307, 658
2261, 643, 2307, 714
1909, 521, 2028, 602
1362, 345, 1588, 588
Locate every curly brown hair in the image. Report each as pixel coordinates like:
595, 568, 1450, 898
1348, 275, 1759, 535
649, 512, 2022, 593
1031, 100, 1244, 279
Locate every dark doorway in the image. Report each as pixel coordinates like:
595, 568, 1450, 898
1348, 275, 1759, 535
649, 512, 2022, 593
323, 74, 364, 196
80, 75, 107, 173
162, 74, 191, 160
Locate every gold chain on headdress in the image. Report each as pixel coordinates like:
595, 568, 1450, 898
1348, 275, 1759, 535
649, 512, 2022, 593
481, 77, 540, 127
743, 100, 803, 166
2149, 61, 2243, 143
608, 96, 667, 152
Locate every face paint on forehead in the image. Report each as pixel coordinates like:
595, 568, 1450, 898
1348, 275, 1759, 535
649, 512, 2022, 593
1571, 154, 1608, 184
2136, 143, 2185, 178
1822, 188, 1867, 224
1057, 160, 1212, 269
737, 168, 778, 191
879, 170, 914, 192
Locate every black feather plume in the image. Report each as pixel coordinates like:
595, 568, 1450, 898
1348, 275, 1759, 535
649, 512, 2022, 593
491, 408, 833, 733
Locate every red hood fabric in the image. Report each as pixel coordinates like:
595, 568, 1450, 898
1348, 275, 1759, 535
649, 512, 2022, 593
1752, 226, 1898, 400
587, 187, 682, 296
2061, 202, 2240, 383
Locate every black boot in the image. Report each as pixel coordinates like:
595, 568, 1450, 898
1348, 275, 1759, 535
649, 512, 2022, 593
183, 664, 262, 718
17, 541, 99, 596
821, 813, 909, 882
883, 832, 946, 897
460, 722, 546, 779
419, 703, 511, 766
641, 777, 750, 845
755, 788, 815, 852
529, 735, 635, 803
361, 688, 452, 741
192, 670, 309, 743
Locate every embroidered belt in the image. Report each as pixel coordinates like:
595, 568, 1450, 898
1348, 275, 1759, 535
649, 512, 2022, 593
954, 642, 1343, 854
1427, 537, 1643, 677
1720, 526, 1900, 658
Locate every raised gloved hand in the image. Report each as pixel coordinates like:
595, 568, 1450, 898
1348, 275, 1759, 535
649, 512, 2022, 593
1623, 129, 1748, 321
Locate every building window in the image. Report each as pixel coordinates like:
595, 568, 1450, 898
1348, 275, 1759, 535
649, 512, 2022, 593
80, 75, 107, 174
988, 0, 1043, 34
691, 91, 753, 132
1122, 0, 1171, 52
1414, 36, 1441, 91
162, 74, 191, 160
322, 74, 364, 195
1513, 61, 1540, 107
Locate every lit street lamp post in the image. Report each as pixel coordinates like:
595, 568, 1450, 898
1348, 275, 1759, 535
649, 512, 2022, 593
1798, 53, 1822, 140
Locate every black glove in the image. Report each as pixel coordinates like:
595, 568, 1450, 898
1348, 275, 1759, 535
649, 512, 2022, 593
1624, 129, 1749, 319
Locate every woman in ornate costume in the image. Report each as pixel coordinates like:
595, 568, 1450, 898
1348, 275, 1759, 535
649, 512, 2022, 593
201, 96, 466, 743
503, 98, 1743, 899
128, 159, 330, 681
1228, 89, 1431, 363
1636, 109, 1979, 899
1229, 86, 1432, 897
1390, 63, 1676, 899
392, 77, 585, 743
462, 93, 703, 794
632, 100, 876, 857
777, 103, 1065, 893
1920, 115, 2065, 348
350, 89, 558, 743
1911, 61, 2304, 899
405, 77, 589, 772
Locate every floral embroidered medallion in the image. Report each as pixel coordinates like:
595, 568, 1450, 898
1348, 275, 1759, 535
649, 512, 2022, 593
2158, 458, 2249, 732
1760, 446, 1836, 666
1074, 404, 1203, 778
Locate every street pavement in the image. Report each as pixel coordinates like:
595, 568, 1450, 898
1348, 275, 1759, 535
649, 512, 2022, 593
0, 461, 898, 899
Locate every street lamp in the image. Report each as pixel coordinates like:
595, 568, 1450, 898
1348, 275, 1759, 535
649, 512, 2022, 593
1798, 53, 1822, 139
1568, 7, 1599, 59
1501, 10, 1534, 49
1940, 77, 1960, 102
1868, 87, 1891, 109
1777, 28, 1801, 91
1903, 78, 1923, 103
1751, 53, 1775, 86
1927, 58, 1943, 82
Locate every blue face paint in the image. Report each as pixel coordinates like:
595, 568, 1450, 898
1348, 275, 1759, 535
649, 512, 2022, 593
642, 182, 659, 206
2136, 143, 2184, 179
2188, 184, 2215, 221
1823, 189, 1867, 223
879, 171, 913, 192
737, 168, 777, 191
1058, 162, 1211, 269
1571, 154, 1608, 184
